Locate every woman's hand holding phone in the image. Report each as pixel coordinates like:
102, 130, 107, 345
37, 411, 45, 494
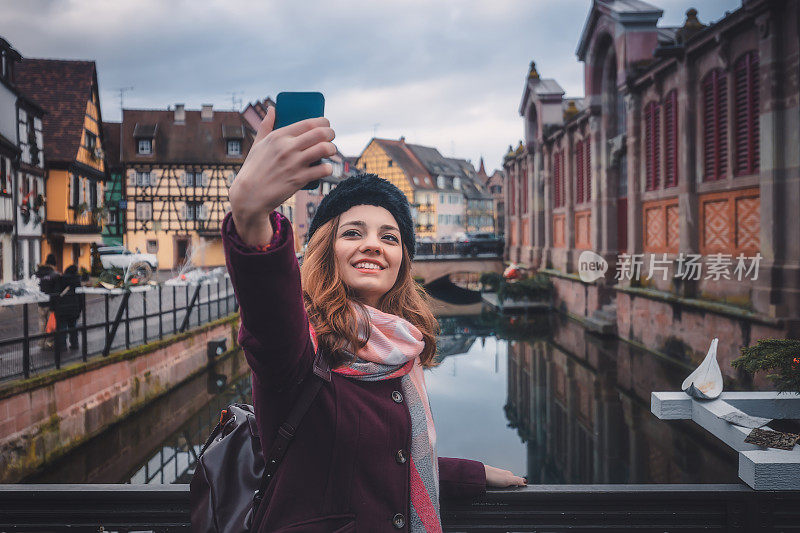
229, 106, 336, 247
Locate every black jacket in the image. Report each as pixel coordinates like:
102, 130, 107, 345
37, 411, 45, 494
36, 265, 60, 309
53, 272, 83, 320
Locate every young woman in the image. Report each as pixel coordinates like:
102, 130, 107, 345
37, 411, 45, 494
226, 108, 525, 532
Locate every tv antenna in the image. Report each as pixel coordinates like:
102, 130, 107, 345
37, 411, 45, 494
372, 123, 381, 137
227, 91, 244, 111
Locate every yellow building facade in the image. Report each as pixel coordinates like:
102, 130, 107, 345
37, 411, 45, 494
120, 105, 252, 271
16, 59, 108, 272
356, 138, 437, 239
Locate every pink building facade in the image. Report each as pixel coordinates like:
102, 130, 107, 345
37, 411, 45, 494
505, 0, 799, 376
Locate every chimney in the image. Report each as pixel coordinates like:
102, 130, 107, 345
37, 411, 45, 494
399, 136, 406, 143
201, 104, 213, 121
174, 103, 185, 123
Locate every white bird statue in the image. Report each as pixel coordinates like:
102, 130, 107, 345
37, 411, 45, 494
681, 338, 724, 400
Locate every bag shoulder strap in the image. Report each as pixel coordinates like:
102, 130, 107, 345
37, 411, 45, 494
254, 349, 330, 501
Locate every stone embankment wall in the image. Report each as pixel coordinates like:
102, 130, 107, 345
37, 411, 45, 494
547, 273, 787, 386
0, 314, 240, 483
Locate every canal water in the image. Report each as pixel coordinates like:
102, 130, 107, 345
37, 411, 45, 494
25, 301, 739, 485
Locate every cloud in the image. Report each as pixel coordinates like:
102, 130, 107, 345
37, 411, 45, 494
1, 0, 741, 170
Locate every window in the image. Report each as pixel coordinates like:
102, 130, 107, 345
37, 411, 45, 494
183, 170, 206, 187
453, 177, 460, 189
86, 131, 97, 151
734, 51, 760, 176
138, 139, 152, 155
584, 135, 591, 201
183, 201, 208, 220
135, 171, 153, 187
552, 151, 564, 208
576, 140, 584, 203
387, 160, 393, 167
644, 101, 661, 191
227, 140, 241, 156
664, 91, 678, 187
71, 174, 79, 206
0, 157, 6, 193
703, 69, 728, 181
136, 201, 153, 220
146, 240, 158, 253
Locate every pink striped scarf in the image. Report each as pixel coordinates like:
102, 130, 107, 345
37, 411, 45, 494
309, 306, 442, 532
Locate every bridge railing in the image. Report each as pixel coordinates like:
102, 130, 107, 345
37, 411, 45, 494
0, 484, 796, 531
415, 240, 503, 258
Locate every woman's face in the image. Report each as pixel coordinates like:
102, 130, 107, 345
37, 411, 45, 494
334, 204, 403, 308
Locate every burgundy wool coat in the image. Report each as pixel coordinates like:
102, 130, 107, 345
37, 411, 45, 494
223, 212, 486, 532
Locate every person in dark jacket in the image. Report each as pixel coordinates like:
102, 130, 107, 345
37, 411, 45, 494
218, 109, 526, 532
35, 253, 60, 349
53, 264, 83, 351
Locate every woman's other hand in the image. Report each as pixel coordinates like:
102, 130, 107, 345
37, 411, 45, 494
484, 464, 527, 488
229, 106, 336, 247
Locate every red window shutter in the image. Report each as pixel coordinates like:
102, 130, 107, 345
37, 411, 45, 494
585, 135, 591, 201
575, 140, 584, 204
554, 151, 563, 208
703, 70, 729, 181
644, 102, 660, 191
522, 165, 528, 213
511, 171, 516, 214
553, 152, 560, 208
559, 152, 565, 207
664, 91, 678, 187
703, 76, 716, 180
735, 51, 760, 176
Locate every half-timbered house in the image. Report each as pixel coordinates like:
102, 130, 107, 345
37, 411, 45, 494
121, 104, 253, 270
16, 59, 107, 273
0, 38, 22, 282
101, 121, 124, 246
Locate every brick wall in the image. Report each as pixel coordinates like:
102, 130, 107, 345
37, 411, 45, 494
0, 317, 238, 482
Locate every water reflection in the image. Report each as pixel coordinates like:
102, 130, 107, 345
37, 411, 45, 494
27, 305, 739, 485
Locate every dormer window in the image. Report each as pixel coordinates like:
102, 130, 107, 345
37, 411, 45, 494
437, 175, 445, 189
453, 177, 461, 190
222, 124, 245, 157
133, 123, 157, 156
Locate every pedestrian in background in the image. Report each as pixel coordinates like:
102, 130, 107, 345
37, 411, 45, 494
35, 253, 60, 349
53, 264, 83, 351
216, 108, 526, 532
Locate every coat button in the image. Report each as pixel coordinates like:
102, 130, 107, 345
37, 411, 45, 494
391, 390, 403, 403
392, 513, 405, 529
395, 449, 407, 464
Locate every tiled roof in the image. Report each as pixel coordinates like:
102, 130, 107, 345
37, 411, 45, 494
101, 121, 121, 170
373, 138, 434, 189
15, 59, 97, 164
406, 143, 460, 178
121, 107, 253, 164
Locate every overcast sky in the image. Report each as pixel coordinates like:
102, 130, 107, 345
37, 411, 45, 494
3, 0, 740, 171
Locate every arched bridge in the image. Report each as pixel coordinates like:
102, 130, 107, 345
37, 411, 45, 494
411, 255, 504, 284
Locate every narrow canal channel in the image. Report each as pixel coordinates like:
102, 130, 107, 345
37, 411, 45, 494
25, 301, 739, 485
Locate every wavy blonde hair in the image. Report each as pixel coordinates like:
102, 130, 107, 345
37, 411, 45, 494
300, 215, 439, 369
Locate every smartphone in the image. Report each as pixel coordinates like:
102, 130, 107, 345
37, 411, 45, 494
274, 91, 327, 191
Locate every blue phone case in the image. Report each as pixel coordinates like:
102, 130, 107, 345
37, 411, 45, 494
275, 92, 326, 190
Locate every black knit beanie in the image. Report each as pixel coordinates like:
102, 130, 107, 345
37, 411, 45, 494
307, 173, 416, 259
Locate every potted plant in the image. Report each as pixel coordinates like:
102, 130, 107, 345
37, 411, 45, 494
732, 339, 800, 393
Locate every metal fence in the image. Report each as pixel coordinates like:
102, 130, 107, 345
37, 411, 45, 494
0, 276, 237, 383
1, 483, 798, 531
415, 241, 503, 258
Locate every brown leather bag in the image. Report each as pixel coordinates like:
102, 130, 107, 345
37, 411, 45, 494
190, 351, 330, 532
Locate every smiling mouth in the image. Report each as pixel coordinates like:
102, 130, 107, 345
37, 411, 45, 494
352, 261, 385, 271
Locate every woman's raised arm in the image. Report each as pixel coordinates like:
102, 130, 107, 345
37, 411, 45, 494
225, 107, 336, 389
